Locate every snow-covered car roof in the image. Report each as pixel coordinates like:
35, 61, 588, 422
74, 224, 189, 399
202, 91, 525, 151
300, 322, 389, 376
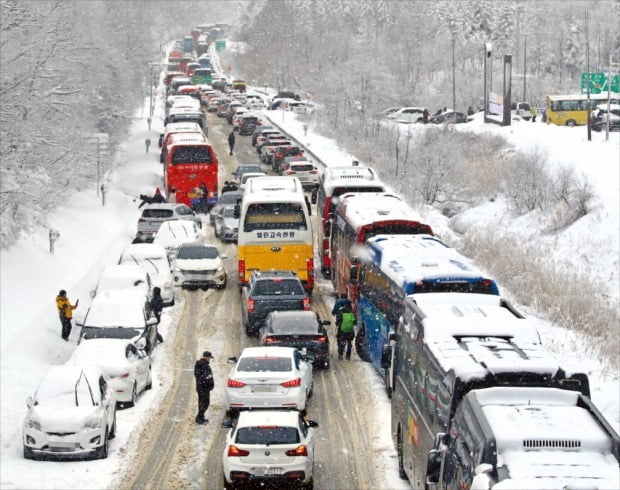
68, 338, 141, 368
120, 242, 169, 261
33, 365, 106, 407
83, 290, 149, 328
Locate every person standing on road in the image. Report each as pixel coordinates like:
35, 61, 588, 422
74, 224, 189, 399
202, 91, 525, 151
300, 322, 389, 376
228, 130, 235, 156
56, 290, 79, 341
194, 351, 215, 424
150, 286, 165, 344
335, 302, 356, 360
530, 106, 537, 122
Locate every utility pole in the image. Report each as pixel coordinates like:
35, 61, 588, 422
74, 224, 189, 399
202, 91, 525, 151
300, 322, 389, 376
523, 36, 527, 103
585, 9, 591, 142
451, 21, 457, 111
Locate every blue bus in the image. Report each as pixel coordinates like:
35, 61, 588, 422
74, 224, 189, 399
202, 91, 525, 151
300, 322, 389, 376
353, 234, 499, 395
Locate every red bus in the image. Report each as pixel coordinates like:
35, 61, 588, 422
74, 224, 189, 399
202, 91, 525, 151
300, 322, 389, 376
329, 192, 433, 310
164, 133, 218, 211
312, 164, 385, 277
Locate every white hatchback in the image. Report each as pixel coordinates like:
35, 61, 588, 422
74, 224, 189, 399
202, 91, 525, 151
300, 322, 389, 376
226, 346, 314, 413
23, 365, 117, 460
222, 410, 318, 489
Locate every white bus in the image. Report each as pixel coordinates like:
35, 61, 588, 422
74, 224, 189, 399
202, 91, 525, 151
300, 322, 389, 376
236, 176, 314, 293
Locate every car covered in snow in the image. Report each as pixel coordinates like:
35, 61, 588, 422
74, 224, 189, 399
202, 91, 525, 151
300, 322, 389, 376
67, 338, 152, 408
152, 219, 203, 260
23, 365, 117, 460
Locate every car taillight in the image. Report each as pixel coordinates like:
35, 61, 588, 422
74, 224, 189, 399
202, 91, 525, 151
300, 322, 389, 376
317, 336, 327, 343
247, 298, 255, 313
306, 258, 314, 292
286, 171, 294, 175
303, 297, 310, 310
285, 445, 308, 457
138, 218, 146, 223
281, 378, 301, 388
238, 260, 245, 282
275, 152, 283, 158
310, 170, 318, 174
264, 337, 278, 344
227, 379, 247, 388
322, 238, 330, 253
228, 445, 250, 457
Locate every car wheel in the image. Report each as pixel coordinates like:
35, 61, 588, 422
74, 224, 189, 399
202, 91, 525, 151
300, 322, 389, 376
23, 446, 36, 460
355, 329, 371, 362
566, 119, 576, 127
201, 285, 209, 291
217, 275, 227, 290
126, 383, 138, 408
109, 412, 116, 439
146, 367, 153, 390
323, 358, 330, 370
95, 430, 109, 460
222, 474, 232, 490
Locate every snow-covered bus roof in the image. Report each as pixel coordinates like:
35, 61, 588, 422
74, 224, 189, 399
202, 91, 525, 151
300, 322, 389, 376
320, 164, 384, 193
336, 192, 425, 230
470, 387, 620, 489
362, 234, 498, 295
244, 176, 304, 198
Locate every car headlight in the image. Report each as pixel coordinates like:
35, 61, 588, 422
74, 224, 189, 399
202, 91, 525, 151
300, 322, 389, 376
174, 267, 181, 272
25, 417, 41, 431
84, 414, 102, 429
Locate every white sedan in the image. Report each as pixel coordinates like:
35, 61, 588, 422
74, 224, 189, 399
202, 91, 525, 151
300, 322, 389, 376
67, 338, 152, 407
226, 346, 313, 413
23, 365, 117, 460
222, 410, 318, 489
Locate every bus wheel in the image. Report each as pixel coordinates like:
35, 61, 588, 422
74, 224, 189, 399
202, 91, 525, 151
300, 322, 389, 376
384, 370, 392, 399
566, 119, 576, 127
397, 427, 408, 480
355, 330, 371, 362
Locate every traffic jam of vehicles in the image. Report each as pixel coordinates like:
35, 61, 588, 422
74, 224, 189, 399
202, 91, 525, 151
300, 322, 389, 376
23, 25, 619, 490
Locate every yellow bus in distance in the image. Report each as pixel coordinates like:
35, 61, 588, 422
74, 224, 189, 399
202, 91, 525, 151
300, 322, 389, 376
546, 93, 620, 126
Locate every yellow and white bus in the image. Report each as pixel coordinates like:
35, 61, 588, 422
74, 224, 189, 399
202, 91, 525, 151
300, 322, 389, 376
546, 93, 620, 126
236, 176, 314, 293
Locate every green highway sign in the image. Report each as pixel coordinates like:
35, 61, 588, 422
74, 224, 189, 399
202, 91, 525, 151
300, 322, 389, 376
581, 72, 619, 94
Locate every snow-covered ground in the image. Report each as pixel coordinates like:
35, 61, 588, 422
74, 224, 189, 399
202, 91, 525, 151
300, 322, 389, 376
1, 84, 619, 488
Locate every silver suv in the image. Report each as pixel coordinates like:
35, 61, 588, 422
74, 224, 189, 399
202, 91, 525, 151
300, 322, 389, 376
136, 203, 202, 242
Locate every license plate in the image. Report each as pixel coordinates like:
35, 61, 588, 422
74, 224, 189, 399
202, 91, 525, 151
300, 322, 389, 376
266, 467, 282, 476
52, 441, 78, 449
252, 385, 276, 393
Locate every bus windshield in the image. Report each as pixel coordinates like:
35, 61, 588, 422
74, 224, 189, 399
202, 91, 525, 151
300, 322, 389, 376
244, 203, 307, 231
171, 147, 213, 164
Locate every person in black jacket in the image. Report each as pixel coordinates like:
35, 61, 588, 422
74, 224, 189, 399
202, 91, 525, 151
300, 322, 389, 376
228, 131, 235, 156
150, 287, 165, 344
194, 351, 215, 424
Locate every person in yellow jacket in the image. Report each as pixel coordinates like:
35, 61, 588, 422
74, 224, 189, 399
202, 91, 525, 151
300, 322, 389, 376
56, 289, 79, 341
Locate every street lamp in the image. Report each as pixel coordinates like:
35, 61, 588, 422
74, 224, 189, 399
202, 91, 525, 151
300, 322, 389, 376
450, 21, 457, 111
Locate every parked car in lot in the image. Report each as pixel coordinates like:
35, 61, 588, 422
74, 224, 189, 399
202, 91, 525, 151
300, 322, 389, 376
222, 410, 318, 489
136, 203, 202, 243
118, 243, 175, 306
214, 205, 239, 242
225, 346, 314, 413
173, 242, 227, 290
153, 219, 203, 260
68, 338, 152, 408
430, 110, 472, 124
23, 365, 117, 460
209, 190, 243, 224
260, 311, 331, 369
241, 270, 310, 335
77, 290, 159, 355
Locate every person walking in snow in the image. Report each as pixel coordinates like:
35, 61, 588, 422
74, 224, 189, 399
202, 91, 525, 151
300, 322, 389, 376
335, 302, 356, 360
56, 290, 79, 341
228, 130, 236, 156
150, 286, 165, 344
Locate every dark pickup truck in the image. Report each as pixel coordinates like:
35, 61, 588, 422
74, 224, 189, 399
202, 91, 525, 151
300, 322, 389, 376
240, 270, 310, 335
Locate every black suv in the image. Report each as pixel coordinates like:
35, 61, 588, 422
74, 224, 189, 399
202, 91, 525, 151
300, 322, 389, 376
241, 271, 310, 336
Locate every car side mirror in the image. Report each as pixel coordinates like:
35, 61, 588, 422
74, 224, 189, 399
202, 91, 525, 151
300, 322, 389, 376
426, 449, 442, 485
305, 420, 319, 428
90, 290, 96, 299
26, 396, 34, 409
135, 337, 147, 350
227, 356, 238, 364
322, 320, 331, 326
221, 254, 229, 259
380, 344, 391, 369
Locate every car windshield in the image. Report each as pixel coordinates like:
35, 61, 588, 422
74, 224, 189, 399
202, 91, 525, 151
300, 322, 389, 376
272, 317, 319, 334
142, 209, 173, 219
237, 356, 292, 372
235, 427, 300, 445
222, 207, 236, 218
177, 245, 218, 259
81, 327, 142, 340
253, 280, 304, 296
